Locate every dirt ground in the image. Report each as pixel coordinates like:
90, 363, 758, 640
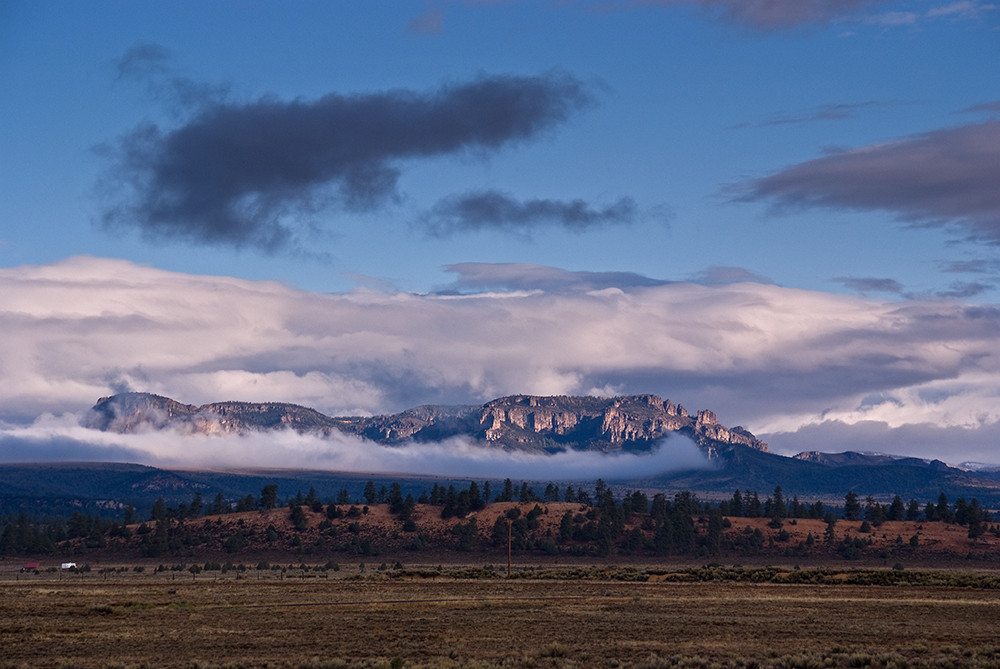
3, 573, 1000, 668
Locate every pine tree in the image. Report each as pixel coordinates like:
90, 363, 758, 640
843, 491, 861, 521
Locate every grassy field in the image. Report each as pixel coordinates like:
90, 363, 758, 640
4, 567, 1000, 668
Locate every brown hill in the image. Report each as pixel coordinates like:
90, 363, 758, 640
50, 502, 1000, 568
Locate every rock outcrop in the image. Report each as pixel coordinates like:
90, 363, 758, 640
86, 392, 768, 455
85, 393, 341, 435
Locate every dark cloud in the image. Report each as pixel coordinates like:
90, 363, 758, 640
736, 120, 1000, 245
99, 72, 593, 250
420, 190, 637, 236
833, 276, 905, 294
441, 262, 672, 293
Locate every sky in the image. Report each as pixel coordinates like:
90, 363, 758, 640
1, 0, 999, 472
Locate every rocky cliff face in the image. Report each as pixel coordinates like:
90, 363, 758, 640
85, 392, 768, 455
85, 393, 341, 435
470, 394, 766, 453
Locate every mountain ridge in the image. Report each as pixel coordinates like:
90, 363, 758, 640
85, 392, 769, 455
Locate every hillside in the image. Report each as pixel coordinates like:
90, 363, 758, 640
644, 445, 1000, 504
11, 499, 1000, 569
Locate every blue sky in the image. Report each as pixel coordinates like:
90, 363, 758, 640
2, 1, 999, 469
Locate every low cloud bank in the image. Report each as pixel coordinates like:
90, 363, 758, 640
2, 257, 999, 463
0, 414, 711, 480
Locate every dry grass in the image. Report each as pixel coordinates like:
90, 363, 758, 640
3, 572, 1000, 668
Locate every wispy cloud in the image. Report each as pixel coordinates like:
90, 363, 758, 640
935, 281, 993, 299
589, 0, 891, 29
441, 263, 673, 293
113, 43, 230, 114
734, 120, 1000, 245
407, 8, 445, 35
2, 257, 999, 462
0, 414, 711, 478
420, 190, 640, 237
419, 0, 904, 31
98, 64, 594, 251
864, 1, 996, 26
730, 101, 906, 130
833, 276, 906, 295
688, 266, 772, 286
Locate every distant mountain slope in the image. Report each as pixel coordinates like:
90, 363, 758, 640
85, 392, 769, 454
0, 462, 213, 517
647, 446, 1000, 503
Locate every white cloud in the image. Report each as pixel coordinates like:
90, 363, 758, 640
0, 415, 711, 479
1, 256, 999, 462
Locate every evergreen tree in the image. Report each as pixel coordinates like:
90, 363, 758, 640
289, 505, 308, 531
499, 479, 514, 503
468, 481, 482, 510
824, 518, 837, 547
650, 493, 668, 522
236, 494, 256, 512
559, 510, 575, 543
809, 500, 825, 519
260, 484, 279, 510
388, 483, 404, 514
189, 492, 203, 518
864, 496, 886, 526
729, 490, 744, 517
936, 493, 953, 523
704, 509, 723, 556
209, 492, 228, 515
768, 486, 787, 519
363, 481, 377, 506
653, 516, 674, 555
886, 495, 906, 520
150, 497, 167, 522
843, 491, 861, 521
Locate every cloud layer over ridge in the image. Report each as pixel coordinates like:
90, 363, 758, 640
2, 256, 999, 463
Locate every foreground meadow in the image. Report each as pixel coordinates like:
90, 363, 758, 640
3, 568, 1000, 668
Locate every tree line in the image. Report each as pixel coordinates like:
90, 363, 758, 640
1, 479, 995, 558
